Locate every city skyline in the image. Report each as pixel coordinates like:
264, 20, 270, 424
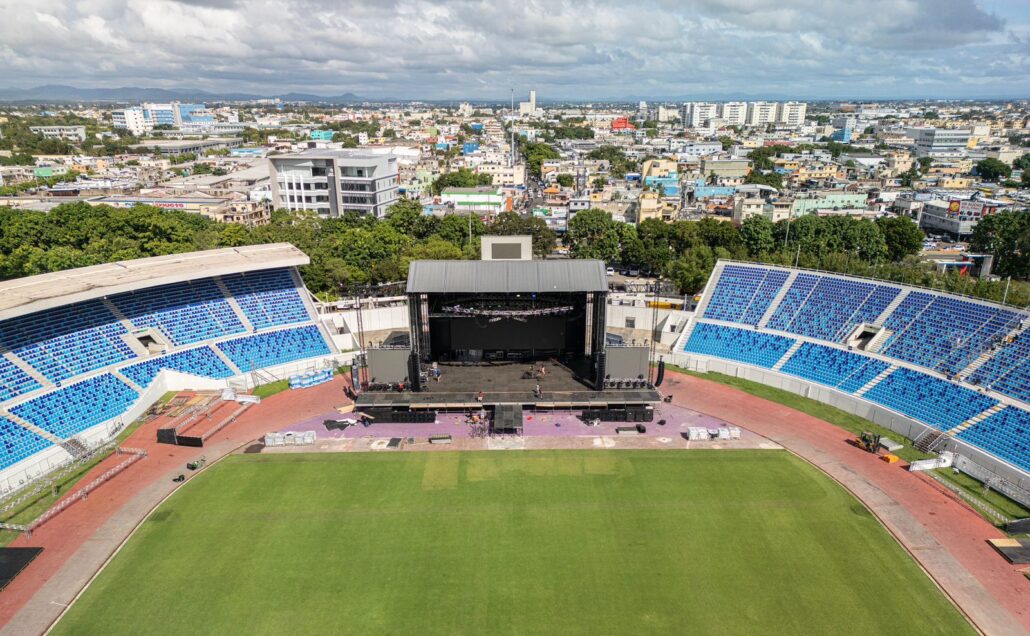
2, 0, 1028, 100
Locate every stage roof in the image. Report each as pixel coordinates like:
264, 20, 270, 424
0, 243, 308, 322
406, 260, 608, 294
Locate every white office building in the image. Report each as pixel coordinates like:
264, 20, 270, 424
906, 127, 971, 158
269, 149, 399, 218
776, 102, 808, 127
112, 108, 151, 136
28, 126, 87, 142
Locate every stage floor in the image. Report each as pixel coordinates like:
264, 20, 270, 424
425, 361, 591, 394
357, 360, 659, 409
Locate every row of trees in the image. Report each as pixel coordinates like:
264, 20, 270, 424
0, 201, 557, 300
563, 209, 1027, 305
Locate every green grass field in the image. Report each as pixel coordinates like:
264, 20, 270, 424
54, 451, 972, 635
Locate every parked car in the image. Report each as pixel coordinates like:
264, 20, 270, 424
606, 267, 615, 277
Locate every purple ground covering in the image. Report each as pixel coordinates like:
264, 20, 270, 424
277, 404, 731, 439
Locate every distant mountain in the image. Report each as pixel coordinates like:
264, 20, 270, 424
0, 85, 365, 103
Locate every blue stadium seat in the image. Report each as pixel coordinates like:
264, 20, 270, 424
11, 374, 139, 440
220, 269, 311, 330
882, 293, 1020, 374
863, 367, 997, 431
0, 416, 54, 471
766, 275, 899, 342
684, 323, 795, 369
0, 356, 43, 402
121, 346, 235, 388
113, 278, 246, 346
969, 334, 1030, 404
703, 265, 789, 325
780, 343, 890, 393
957, 407, 1030, 472
0, 300, 136, 383
216, 325, 331, 372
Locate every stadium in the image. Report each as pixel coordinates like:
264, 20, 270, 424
0, 245, 1026, 635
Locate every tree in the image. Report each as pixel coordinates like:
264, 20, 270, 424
744, 171, 783, 190
586, 145, 636, 178
430, 168, 492, 195
592, 176, 607, 190
521, 141, 560, 177
565, 209, 621, 262
876, 216, 924, 262
1012, 154, 1030, 172
555, 174, 574, 188
969, 210, 1030, 279
486, 212, 555, 257
384, 199, 425, 236
975, 158, 1011, 182
740, 216, 776, 255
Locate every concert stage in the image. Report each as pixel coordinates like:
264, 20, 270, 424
354, 258, 661, 415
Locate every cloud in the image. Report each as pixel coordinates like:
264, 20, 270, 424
0, 0, 1025, 98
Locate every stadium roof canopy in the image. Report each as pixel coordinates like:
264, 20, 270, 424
406, 260, 609, 294
0, 243, 308, 322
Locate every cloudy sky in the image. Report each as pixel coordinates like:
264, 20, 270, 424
1, 0, 1028, 100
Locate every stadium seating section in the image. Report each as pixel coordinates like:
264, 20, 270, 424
0, 416, 54, 471
0, 356, 42, 402
685, 262, 1030, 473
779, 342, 889, 393
863, 368, 997, 431
217, 325, 331, 372
684, 323, 795, 369
702, 265, 790, 325
958, 408, 1030, 473
0, 300, 136, 383
767, 275, 900, 342
113, 278, 247, 346
11, 374, 140, 440
0, 267, 333, 471
969, 334, 1030, 404
121, 346, 235, 388
221, 270, 312, 330
882, 293, 1020, 374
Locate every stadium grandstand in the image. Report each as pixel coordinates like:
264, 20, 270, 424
0, 244, 338, 489
674, 260, 1030, 501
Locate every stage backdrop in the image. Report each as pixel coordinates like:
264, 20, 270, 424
367, 348, 411, 383
605, 346, 649, 379
446, 316, 566, 351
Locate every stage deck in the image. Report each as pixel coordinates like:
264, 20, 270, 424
357, 360, 659, 410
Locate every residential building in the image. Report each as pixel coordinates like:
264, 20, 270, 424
720, 102, 748, 126
746, 102, 778, 127
475, 163, 526, 187
700, 158, 750, 180
732, 197, 765, 224
440, 187, 505, 216
918, 196, 1005, 237
112, 107, 151, 136
906, 127, 971, 158
683, 103, 718, 128
776, 102, 807, 127
28, 126, 87, 142
269, 149, 399, 218
676, 142, 722, 160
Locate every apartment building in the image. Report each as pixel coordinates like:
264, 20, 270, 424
682, 103, 719, 128
720, 102, 748, 126
269, 150, 399, 218
776, 102, 807, 127
746, 102, 778, 127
